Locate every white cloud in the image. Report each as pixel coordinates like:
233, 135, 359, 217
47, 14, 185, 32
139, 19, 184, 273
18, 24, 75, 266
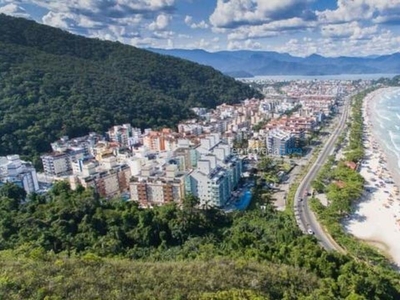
152, 30, 174, 38
29, 0, 176, 14
177, 33, 192, 39
42, 11, 72, 29
0, 3, 31, 18
197, 38, 210, 48
209, 0, 315, 29
127, 36, 158, 47
227, 40, 241, 50
244, 39, 261, 49
211, 27, 227, 34
184, 15, 209, 29
3, 0, 400, 56
42, 11, 104, 30
317, 0, 400, 24
190, 20, 209, 29
271, 28, 400, 57
0, 0, 179, 46
228, 39, 262, 50
184, 15, 192, 25
175, 38, 217, 50
148, 14, 170, 30
321, 22, 378, 40
227, 17, 313, 40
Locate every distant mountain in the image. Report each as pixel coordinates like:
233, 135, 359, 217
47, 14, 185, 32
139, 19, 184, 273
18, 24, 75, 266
0, 14, 260, 163
148, 48, 400, 77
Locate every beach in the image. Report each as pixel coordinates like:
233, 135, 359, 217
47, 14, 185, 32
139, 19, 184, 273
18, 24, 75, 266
344, 88, 400, 266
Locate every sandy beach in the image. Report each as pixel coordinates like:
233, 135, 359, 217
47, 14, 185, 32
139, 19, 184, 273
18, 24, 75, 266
344, 88, 400, 266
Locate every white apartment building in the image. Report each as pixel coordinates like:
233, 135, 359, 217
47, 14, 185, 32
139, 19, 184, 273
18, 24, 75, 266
71, 158, 131, 199
129, 127, 143, 145
0, 155, 39, 194
177, 123, 203, 136
186, 133, 242, 207
43, 134, 98, 177
266, 129, 296, 156
41, 152, 71, 176
51, 134, 101, 158
130, 164, 186, 207
107, 124, 132, 147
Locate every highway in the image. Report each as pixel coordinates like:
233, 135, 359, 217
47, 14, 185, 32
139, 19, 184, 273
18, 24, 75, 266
294, 95, 351, 251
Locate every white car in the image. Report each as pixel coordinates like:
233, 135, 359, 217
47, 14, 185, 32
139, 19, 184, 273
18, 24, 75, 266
307, 229, 314, 235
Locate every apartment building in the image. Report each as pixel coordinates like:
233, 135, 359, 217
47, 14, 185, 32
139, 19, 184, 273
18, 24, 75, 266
177, 122, 203, 136
186, 134, 243, 207
0, 155, 39, 194
41, 152, 72, 176
266, 129, 296, 156
50, 134, 101, 158
173, 142, 200, 171
130, 164, 185, 207
281, 115, 316, 133
187, 158, 229, 207
107, 124, 132, 147
72, 160, 131, 198
43, 134, 101, 177
143, 131, 165, 152
300, 95, 336, 116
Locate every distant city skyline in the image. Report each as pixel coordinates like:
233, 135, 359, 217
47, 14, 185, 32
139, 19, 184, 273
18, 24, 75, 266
1, 0, 400, 57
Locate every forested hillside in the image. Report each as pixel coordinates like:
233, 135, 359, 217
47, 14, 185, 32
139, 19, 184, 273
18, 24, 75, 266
0, 182, 399, 299
0, 14, 260, 164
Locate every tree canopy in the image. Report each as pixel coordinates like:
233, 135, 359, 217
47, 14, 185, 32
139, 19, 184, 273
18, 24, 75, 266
0, 182, 399, 299
0, 14, 261, 164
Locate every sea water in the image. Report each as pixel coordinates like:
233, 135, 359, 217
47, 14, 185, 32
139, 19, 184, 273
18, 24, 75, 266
370, 88, 400, 178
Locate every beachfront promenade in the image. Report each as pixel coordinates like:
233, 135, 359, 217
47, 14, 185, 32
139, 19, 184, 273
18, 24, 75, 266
294, 94, 351, 251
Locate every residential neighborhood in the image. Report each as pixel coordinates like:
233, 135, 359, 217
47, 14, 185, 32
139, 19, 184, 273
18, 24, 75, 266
1, 79, 361, 209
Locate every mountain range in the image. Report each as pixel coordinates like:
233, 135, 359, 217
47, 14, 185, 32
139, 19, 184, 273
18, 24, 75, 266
148, 48, 400, 77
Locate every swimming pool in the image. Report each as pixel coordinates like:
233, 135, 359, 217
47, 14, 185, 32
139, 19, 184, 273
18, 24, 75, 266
234, 189, 252, 211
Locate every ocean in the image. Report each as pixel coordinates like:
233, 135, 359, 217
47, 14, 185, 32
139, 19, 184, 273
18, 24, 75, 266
370, 87, 400, 178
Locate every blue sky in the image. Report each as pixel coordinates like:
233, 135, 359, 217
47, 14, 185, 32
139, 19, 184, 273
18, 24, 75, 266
1, 0, 400, 57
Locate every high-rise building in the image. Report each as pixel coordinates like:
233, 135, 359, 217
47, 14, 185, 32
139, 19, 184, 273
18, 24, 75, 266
72, 161, 131, 199
107, 124, 132, 147
266, 129, 296, 155
130, 164, 185, 207
41, 152, 71, 176
185, 133, 243, 207
0, 155, 39, 194
43, 134, 100, 177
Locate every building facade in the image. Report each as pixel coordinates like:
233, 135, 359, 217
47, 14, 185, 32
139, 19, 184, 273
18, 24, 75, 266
266, 129, 296, 155
129, 164, 185, 207
0, 155, 39, 194
185, 134, 243, 207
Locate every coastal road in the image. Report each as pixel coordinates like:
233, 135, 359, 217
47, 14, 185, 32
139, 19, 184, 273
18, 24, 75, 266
294, 95, 351, 251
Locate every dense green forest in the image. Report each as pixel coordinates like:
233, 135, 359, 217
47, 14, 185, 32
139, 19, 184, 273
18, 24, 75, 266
0, 14, 260, 164
0, 181, 400, 299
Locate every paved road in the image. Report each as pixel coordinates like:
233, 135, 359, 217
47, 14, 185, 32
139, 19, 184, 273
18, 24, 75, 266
294, 95, 351, 251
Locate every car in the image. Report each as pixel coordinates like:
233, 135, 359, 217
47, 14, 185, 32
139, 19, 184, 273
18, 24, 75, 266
299, 198, 303, 202
307, 229, 314, 235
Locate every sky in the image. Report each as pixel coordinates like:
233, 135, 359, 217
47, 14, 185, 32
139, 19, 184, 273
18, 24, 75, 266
1, 0, 400, 57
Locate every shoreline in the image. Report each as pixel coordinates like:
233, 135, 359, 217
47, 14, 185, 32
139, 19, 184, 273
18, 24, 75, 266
344, 87, 400, 267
